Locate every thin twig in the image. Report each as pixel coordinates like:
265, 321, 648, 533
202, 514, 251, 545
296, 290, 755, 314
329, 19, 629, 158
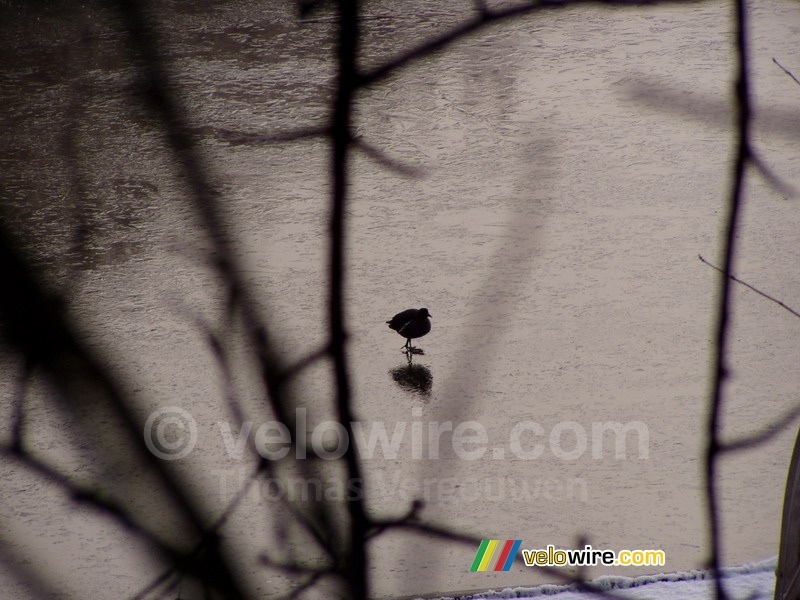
698, 255, 800, 320
3, 445, 196, 583
773, 58, 800, 87
278, 492, 337, 560
279, 572, 327, 600
0, 534, 71, 600
352, 136, 424, 178
258, 555, 332, 576
722, 402, 800, 453
279, 344, 333, 385
170, 304, 246, 426
191, 125, 330, 145
132, 461, 264, 600
130, 567, 178, 600
366, 499, 424, 539
750, 151, 797, 199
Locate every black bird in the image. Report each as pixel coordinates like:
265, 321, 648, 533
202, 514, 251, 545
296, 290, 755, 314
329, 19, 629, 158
387, 308, 432, 351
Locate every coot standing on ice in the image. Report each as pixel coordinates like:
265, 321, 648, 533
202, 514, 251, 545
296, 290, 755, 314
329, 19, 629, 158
387, 308, 432, 352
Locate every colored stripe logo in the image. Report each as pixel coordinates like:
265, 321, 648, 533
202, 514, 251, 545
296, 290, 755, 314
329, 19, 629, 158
470, 539, 522, 572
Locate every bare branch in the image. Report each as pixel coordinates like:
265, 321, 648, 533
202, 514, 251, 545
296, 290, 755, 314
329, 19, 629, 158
358, 0, 704, 88
330, 0, 370, 596
705, 0, 752, 596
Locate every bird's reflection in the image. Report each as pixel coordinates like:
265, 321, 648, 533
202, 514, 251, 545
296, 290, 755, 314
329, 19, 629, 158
390, 355, 432, 398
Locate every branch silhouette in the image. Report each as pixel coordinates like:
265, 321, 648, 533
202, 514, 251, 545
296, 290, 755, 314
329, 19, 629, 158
704, 0, 752, 597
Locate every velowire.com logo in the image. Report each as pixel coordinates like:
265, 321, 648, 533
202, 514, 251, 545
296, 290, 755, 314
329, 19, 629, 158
469, 540, 522, 572
470, 540, 666, 571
